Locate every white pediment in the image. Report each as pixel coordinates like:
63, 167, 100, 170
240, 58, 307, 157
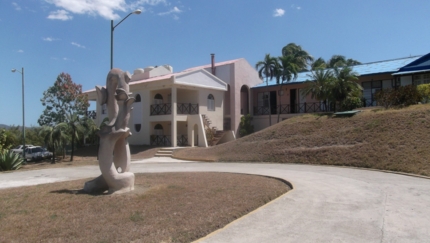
174, 69, 227, 91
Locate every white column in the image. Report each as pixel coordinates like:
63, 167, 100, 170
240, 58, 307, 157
171, 86, 177, 147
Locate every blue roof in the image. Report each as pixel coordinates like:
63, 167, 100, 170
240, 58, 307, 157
254, 55, 422, 88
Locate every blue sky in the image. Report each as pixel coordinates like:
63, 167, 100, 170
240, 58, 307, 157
1, 0, 430, 126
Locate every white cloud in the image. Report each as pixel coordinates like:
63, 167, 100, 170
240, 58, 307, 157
158, 6, 181, 16
43, 37, 60, 41
12, 2, 21, 11
45, 0, 169, 20
63, 57, 70, 61
273, 8, 285, 17
71, 42, 85, 48
47, 9, 73, 20
291, 4, 301, 10
17, 50, 24, 53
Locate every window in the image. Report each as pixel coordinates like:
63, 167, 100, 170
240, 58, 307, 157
134, 124, 141, 132
154, 124, 163, 135
257, 92, 269, 107
154, 94, 163, 104
135, 94, 141, 102
414, 73, 430, 85
207, 94, 215, 111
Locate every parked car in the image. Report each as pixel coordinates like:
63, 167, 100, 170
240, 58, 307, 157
41, 148, 53, 160
11, 144, 34, 155
24, 146, 44, 162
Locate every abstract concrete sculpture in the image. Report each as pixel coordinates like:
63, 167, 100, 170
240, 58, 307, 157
84, 68, 135, 194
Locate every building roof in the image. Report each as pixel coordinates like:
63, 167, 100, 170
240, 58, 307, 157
84, 58, 242, 94
254, 55, 422, 88
393, 53, 430, 76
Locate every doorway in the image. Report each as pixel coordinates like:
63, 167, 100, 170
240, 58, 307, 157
290, 89, 296, 113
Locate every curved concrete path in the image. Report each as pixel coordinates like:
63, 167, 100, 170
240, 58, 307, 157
1, 159, 430, 242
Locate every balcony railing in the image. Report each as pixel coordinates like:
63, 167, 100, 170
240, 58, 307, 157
150, 135, 171, 146
150, 135, 188, 146
150, 103, 172, 115
177, 103, 199, 114
254, 102, 332, 116
86, 110, 96, 119
150, 103, 199, 116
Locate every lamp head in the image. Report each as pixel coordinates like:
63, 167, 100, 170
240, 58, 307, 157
133, 9, 142, 14
11, 69, 17, 73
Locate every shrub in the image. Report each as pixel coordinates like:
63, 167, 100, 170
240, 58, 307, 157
0, 149, 24, 171
239, 114, 254, 137
417, 83, 430, 103
375, 85, 422, 109
341, 97, 363, 111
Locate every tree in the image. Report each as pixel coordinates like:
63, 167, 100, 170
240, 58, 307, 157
301, 69, 335, 111
239, 114, 254, 137
38, 73, 89, 126
276, 55, 300, 122
331, 66, 362, 111
326, 55, 361, 68
281, 43, 314, 71
255, 54, 278, 126
311, 57, 327, 70
39, 124, 68, 163
60, 113, 85, 162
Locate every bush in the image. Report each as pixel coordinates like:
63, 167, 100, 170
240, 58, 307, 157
375, 85, 422, 109
0, 149, 24, 171
341, 97, 363, 111
239, 114, 254, 137
417, 83, 430, 103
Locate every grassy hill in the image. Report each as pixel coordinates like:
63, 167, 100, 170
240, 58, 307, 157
174, 104, 430, 176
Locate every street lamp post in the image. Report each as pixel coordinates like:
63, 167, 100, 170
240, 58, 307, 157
110, 9, 141, 70
11, 67, 26, 161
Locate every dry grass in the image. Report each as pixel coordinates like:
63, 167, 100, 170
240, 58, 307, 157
174, 104, 430, 176
20, 145, 159, 171
0, 172, 290, 243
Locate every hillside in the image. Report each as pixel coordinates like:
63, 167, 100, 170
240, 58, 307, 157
174, 104, 430, 176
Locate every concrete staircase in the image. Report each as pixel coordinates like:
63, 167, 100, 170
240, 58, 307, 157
201, 114, 226, 146
154, 148, 174, 157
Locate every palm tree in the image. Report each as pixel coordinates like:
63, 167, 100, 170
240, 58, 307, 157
39, 123, 68, 163
281, 43, 314, 71
327, 55, 361, 68
331, 66, 362, 111
255, 54, 278, 126
276, 55, 300, 122
301, 69, 335, 111
311, 57, 327, 70
61, 113, 81, 162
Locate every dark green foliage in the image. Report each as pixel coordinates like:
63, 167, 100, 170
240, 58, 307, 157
239, 114, 254, 137
341, 97, 363, 111
0, 149, 24, 171
375, 85, 422, 109
0, 129, 15, 152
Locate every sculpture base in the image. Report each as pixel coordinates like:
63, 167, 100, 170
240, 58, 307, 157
84, 173, 135, 194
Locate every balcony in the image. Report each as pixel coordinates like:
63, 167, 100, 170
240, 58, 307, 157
86, 110, 96, 119
254, 102, 333, 116
150, 135, 188, 146
150, 103, 199, 116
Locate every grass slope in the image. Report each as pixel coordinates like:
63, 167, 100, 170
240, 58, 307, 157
174, 104, 430, 176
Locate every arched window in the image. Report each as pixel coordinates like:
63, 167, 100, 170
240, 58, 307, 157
135, 94, 141, 102
154, 94, 163, 104
134, 124, 141, 132
207, 94, 215, 111
154, 124, 164, 135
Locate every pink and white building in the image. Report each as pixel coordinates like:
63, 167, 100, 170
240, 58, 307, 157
85, 55, 262, 147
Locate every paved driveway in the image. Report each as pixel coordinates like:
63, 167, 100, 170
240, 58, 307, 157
1, 160, 429, 243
